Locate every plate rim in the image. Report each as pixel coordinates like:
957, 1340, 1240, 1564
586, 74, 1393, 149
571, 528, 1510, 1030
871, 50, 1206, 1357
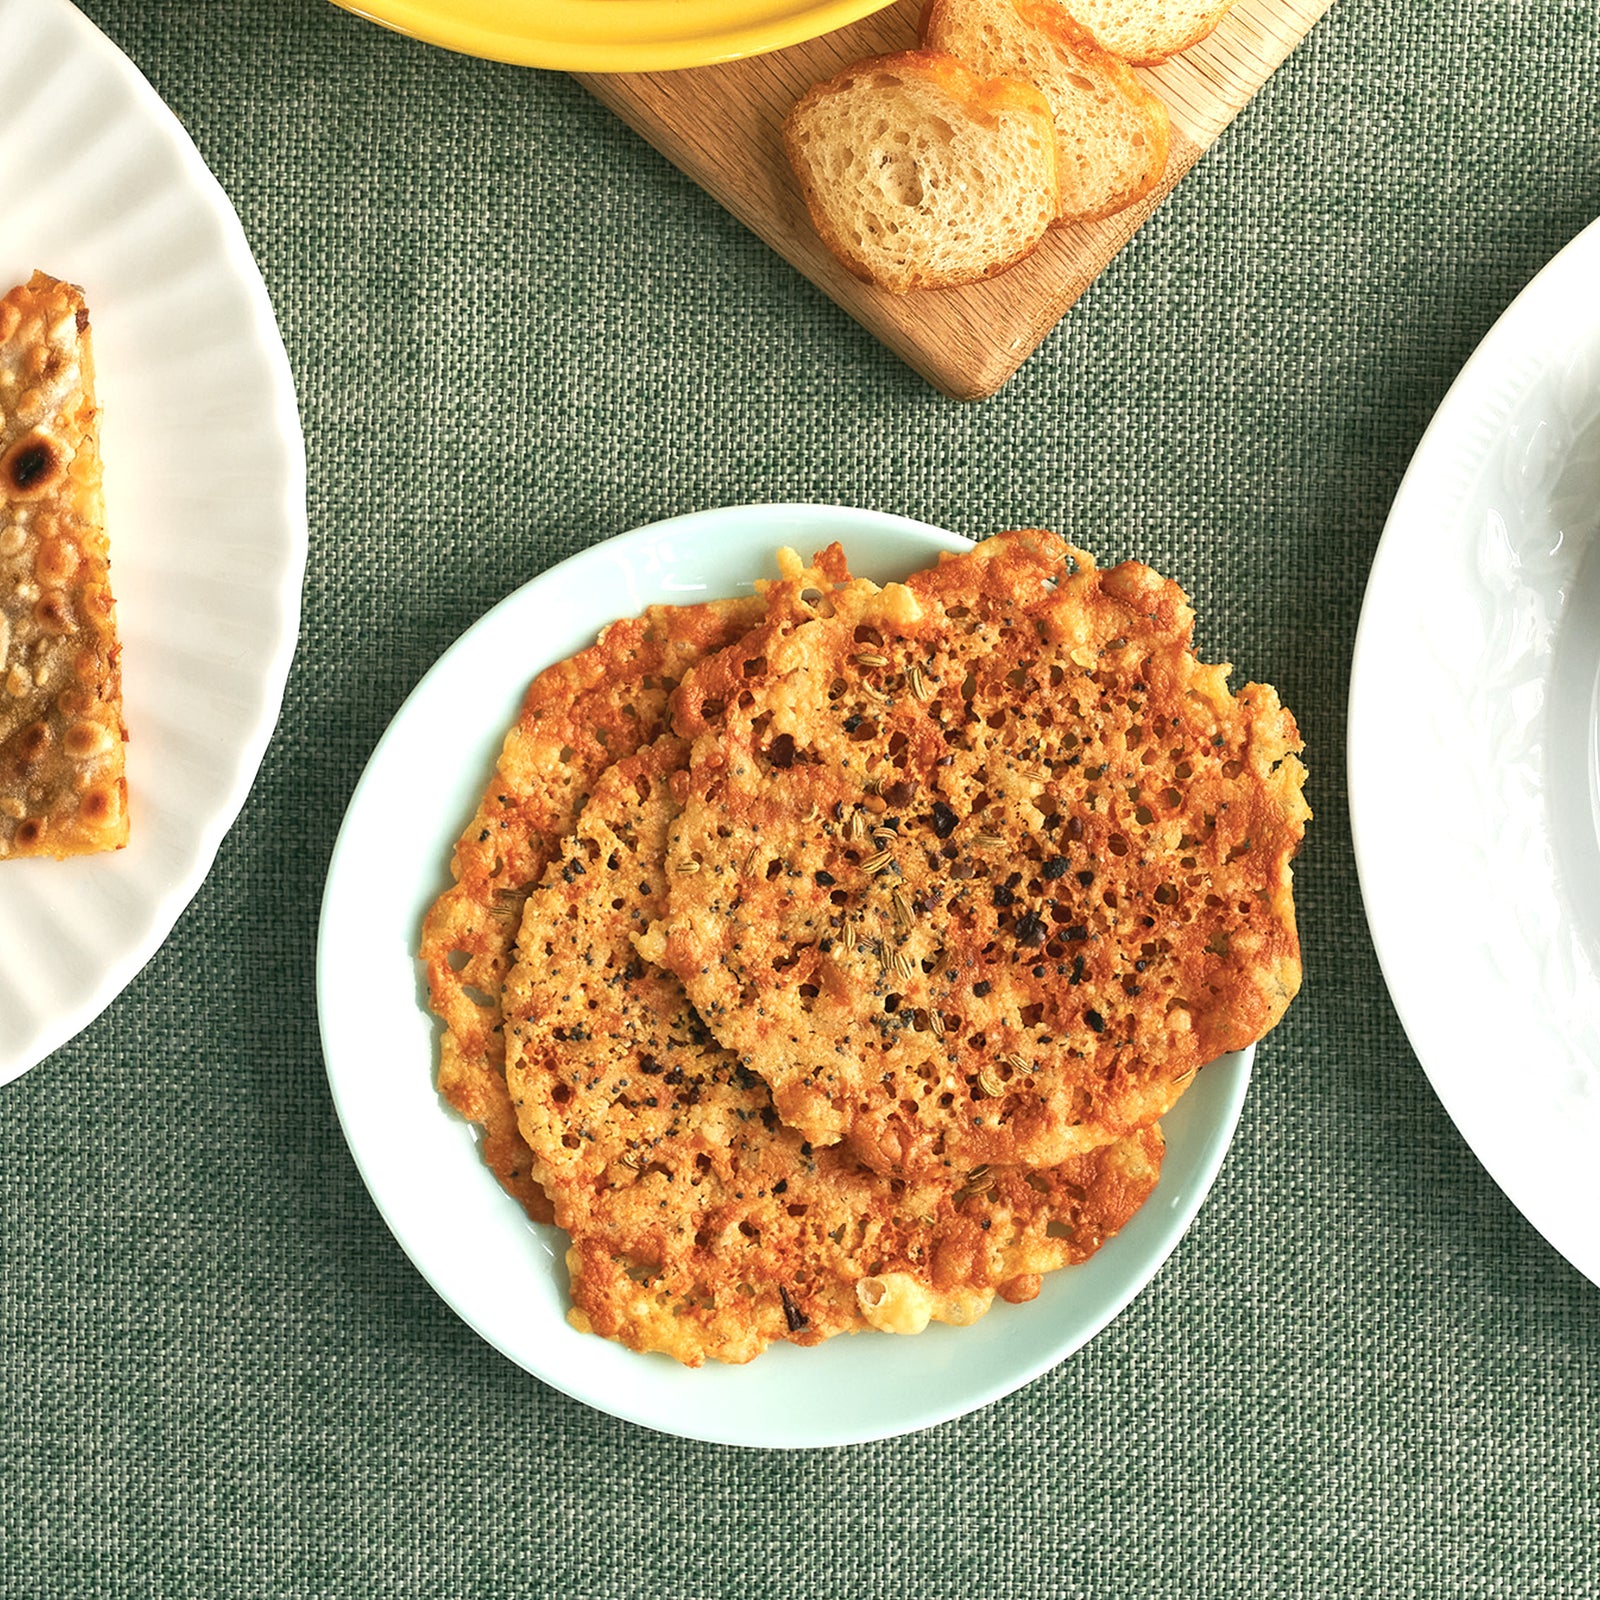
1347, 215, 1600, 1286
0, 0, 308, 1085
317, 501, 1254, 1448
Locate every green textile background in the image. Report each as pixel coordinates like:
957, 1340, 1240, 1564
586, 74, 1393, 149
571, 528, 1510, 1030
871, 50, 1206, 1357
4, 0, 1599, 1593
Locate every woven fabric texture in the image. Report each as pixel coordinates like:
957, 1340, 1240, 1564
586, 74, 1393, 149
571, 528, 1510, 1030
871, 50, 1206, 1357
3, 0, 1599, 1594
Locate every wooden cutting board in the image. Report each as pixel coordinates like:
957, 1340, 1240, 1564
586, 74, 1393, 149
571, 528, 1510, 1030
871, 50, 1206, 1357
578, 0, 1334, 400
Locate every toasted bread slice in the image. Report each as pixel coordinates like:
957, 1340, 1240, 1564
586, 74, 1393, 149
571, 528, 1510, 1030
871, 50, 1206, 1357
1061, 0, 1235, 64
783, 50, 1059, 293
923, 0, 1170, 223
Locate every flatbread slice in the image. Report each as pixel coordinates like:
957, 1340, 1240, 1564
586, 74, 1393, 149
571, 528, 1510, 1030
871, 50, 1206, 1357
0, 272, 128, 861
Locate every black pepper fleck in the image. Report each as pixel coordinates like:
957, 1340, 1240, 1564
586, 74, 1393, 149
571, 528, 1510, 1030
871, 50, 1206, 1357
779, 1287, 809, 1332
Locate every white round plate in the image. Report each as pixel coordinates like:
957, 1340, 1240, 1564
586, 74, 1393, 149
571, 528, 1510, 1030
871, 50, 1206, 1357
1350, 218, 1600, 1287
0, 0, 307, 1084
318, 503, 1251, 1448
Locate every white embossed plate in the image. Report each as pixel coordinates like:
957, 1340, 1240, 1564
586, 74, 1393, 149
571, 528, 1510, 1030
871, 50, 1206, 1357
1350, 217, 1600, 1287
317, 504, 1251, 1448
0, 0, 307, 1084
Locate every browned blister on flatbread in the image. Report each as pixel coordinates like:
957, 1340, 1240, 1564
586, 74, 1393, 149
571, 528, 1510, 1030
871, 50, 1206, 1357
657, 529, 1309, 1178
0, 272, 127, 860
503, 734, 1163, 1366
419, 547, 849, 1225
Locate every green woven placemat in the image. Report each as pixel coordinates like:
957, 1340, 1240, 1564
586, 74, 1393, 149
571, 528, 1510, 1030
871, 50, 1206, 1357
3, 1, 1598, 1594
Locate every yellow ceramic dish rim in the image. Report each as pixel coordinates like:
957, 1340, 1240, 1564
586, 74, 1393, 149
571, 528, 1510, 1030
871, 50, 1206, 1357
332, 0, 900, 72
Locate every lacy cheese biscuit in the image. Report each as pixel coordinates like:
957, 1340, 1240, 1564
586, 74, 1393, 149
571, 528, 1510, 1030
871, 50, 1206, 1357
503, 735, 1163, 1366
419, 593, 766, 1225
420, 548, 849, 1225
657, 530, 1309, 1177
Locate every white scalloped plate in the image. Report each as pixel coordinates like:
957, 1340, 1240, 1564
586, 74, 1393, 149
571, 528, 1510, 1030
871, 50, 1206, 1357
1350, 218, 1600, 1287
317, 504, 1251, 1448
0, 0, 307, 1084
